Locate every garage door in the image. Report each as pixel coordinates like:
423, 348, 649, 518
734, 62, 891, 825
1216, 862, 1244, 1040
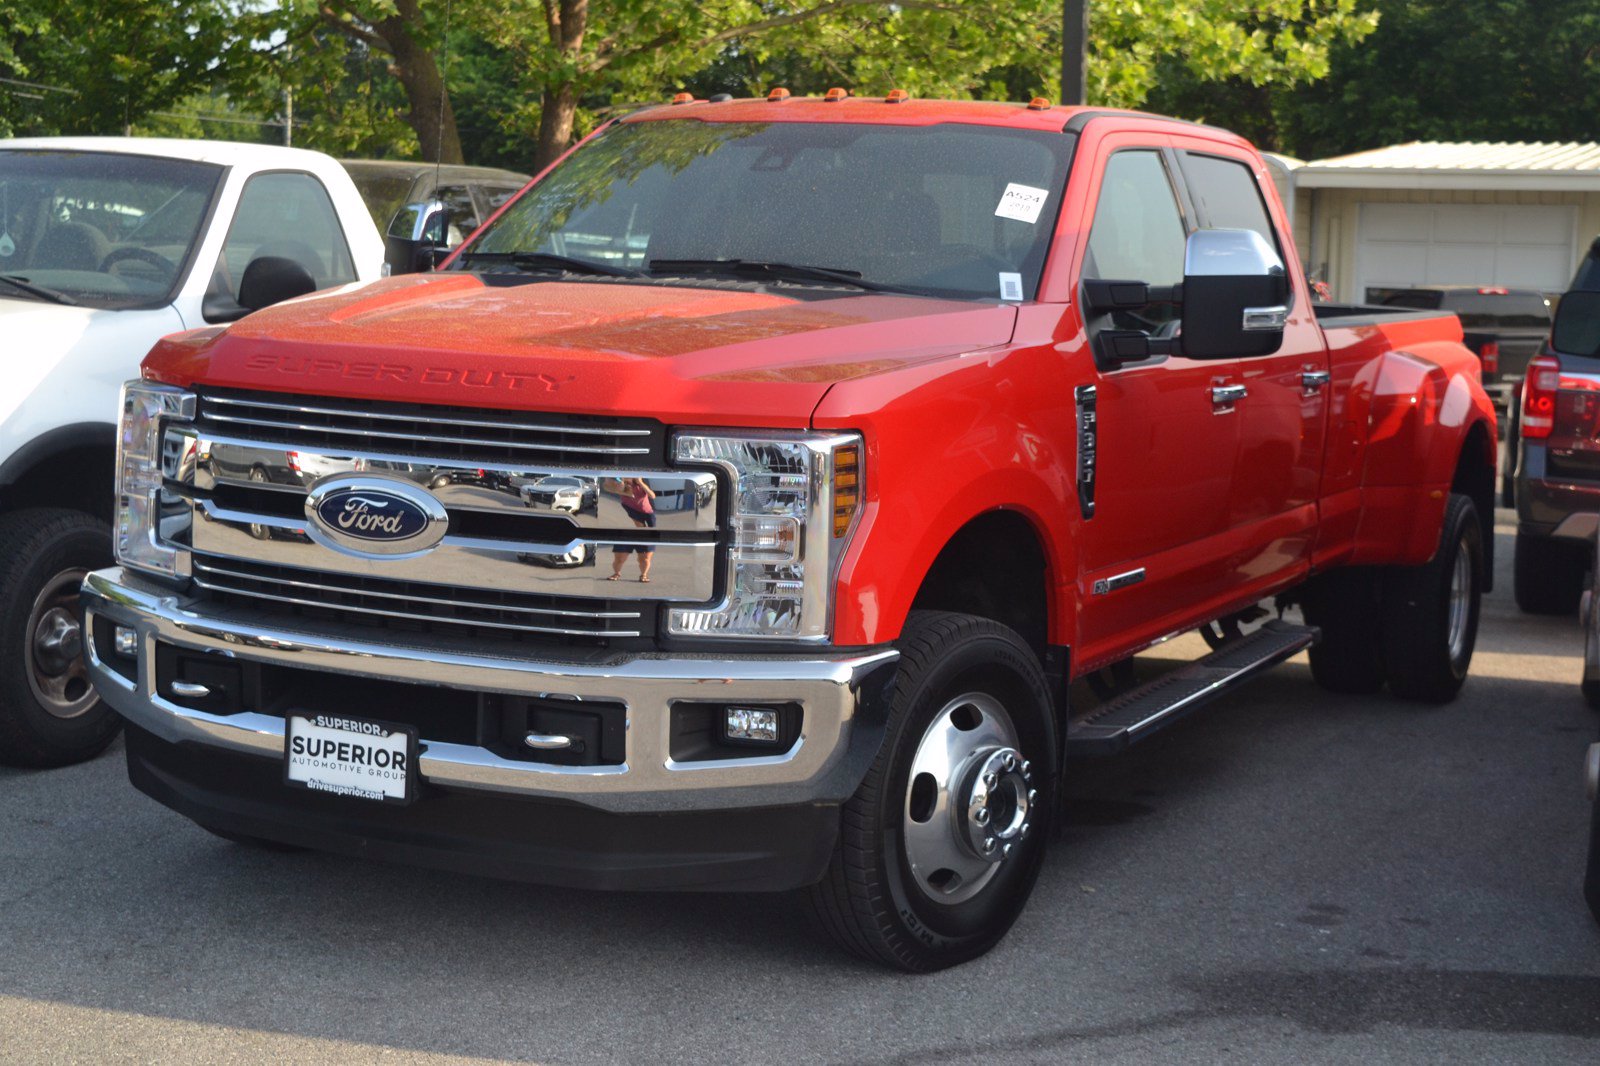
1355, 202, 1576, 300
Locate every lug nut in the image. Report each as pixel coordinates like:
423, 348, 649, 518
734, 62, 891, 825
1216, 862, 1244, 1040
1002, 843, 1013, 857
1021, 760, 1031, 776
1002, 753, 1016, 772
974, 808, 990, 826
1027, 789, 1037, 805
1020, 823, 1030, 839
982, 838, 996, 854
984, 772, 998, 789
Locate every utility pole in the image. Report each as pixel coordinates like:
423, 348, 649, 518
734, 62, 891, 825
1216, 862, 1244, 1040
283, 45, 294, 147
1062, 0, 1088, 106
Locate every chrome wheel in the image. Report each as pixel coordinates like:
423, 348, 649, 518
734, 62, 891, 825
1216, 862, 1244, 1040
1447, 532, 1472, 662
26, 567, 96, 720
902, 691, 1036, 905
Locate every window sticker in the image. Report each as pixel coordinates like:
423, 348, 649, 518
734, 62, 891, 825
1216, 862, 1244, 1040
998, 272, 1024, 302
995, 183, 1050, 224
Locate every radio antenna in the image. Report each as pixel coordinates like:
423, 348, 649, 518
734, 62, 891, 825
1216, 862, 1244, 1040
435, 0, 453, 175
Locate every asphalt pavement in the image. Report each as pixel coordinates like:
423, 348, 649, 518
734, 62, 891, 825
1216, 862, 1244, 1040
2, 512, 1597, 1064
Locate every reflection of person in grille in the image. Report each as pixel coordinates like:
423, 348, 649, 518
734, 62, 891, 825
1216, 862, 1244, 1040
609, 477, 658, 582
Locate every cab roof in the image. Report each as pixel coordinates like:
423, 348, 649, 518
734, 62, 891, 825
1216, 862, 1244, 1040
0, 136, 343, 171
625, 96, 1093, 133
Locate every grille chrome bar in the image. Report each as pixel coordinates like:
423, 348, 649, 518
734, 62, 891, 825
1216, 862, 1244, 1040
191, 556, 645, 639
194, 388, 663, 466
202, 393, 653, 439
192, 559, 639, 620
201, 411, 651, 458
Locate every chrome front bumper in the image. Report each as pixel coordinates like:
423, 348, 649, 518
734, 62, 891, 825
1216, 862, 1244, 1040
82, 567, 897, 814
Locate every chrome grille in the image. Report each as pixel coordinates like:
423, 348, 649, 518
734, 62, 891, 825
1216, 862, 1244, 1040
194, 388, 663, 467
190, 554, 648, 644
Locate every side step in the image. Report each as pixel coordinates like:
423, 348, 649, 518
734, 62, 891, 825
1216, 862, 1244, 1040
1067, 619, 1319, 757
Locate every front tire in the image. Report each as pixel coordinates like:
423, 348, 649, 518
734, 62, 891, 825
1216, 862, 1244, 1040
805, 612, 1055, 972
1382, 493, 1483, 703
0, 508, 120, 767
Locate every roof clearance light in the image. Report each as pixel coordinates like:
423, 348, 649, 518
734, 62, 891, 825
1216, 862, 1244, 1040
885, 89, 910, 104
1028, 97, 1052, 110
670, 92, 694, 105
824, 88, 848, 102
768, 87, 791, 102
1478, 286, 1510, 295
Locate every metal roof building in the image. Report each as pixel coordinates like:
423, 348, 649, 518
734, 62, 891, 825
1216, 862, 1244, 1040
1289, 142, 1600, 301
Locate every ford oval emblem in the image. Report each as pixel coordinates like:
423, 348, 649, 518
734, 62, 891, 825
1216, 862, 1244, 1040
304, 476, 449, 557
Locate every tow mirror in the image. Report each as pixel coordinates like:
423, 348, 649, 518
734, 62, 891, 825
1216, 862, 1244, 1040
202, 255, 318, 322
1179, 228, 1290, 359
384, 200, 449, 276
238, 256, 317, 312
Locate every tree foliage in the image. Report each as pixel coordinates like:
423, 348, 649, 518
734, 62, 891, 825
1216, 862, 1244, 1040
3, 0, 1383, 164
0, 0, 236, 137
1151, 0, 1600, 158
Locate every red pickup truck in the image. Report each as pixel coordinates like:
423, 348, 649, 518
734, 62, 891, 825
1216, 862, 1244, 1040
83, 97, 1497, 972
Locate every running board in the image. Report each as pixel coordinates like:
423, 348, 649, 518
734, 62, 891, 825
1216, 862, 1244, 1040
1067, 619, 1319, 757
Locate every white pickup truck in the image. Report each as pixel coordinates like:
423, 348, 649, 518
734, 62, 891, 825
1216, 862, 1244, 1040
0, 138, 384, 766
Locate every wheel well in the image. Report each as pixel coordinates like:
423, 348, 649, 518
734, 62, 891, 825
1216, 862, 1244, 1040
1452, 421, 1496, 592
0, 445, 115, 524
909, 512, 1049, 659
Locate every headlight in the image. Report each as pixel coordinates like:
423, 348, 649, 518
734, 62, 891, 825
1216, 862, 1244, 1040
116, 379, 195, 580
670, 431, 862, 642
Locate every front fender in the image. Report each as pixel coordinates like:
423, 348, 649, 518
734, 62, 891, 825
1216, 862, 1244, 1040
814, 345, 1079, 646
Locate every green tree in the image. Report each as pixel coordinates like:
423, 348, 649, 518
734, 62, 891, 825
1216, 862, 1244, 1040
1152, 0, 1600, 159
469, 1, 1379, 169
248, 1, 463, 162
0, 0, 236, 137
1275, 0, 1600, 158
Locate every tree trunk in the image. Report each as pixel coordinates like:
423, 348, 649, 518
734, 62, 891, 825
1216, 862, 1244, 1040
534, 83, 579, 171
532, 1, 589, 171
370, 0, 464, 164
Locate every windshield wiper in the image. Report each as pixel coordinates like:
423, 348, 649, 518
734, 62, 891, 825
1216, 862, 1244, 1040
459, 250, 643, 278
647, 258, 917, 294
0, 274, 78, 306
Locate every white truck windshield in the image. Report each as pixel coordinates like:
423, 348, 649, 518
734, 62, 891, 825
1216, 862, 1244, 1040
0, 150, 222, 309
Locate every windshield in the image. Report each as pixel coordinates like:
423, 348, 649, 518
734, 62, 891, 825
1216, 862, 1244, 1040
465, 119, 1075, 301
0, 149, 222, 310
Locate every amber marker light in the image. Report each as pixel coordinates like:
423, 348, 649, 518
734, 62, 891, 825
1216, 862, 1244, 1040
670, 92, 694, 105
1028, 97, 1052, 110
824, 88, 848, 102
885, 89, 910, 104
833, 444, 861, 538
768, 87, 791, 102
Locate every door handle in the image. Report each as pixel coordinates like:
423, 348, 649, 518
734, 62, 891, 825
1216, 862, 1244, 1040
1301, 370, 1331, 391
1211, 384, 1248, 408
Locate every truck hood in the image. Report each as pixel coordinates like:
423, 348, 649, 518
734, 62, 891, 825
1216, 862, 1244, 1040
143, 274, 1018, 426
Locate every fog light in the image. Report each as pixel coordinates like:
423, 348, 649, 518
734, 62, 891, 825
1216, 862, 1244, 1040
113, 625, 138, 658
724, 707, 781, 744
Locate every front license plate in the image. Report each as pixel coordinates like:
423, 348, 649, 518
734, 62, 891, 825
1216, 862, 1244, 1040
284, 713, 417, 804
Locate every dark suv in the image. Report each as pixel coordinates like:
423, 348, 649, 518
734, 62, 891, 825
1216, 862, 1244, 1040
1509, 240, 1600, 613
1374, 286, 1553, 406
340, 160, 530, 271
